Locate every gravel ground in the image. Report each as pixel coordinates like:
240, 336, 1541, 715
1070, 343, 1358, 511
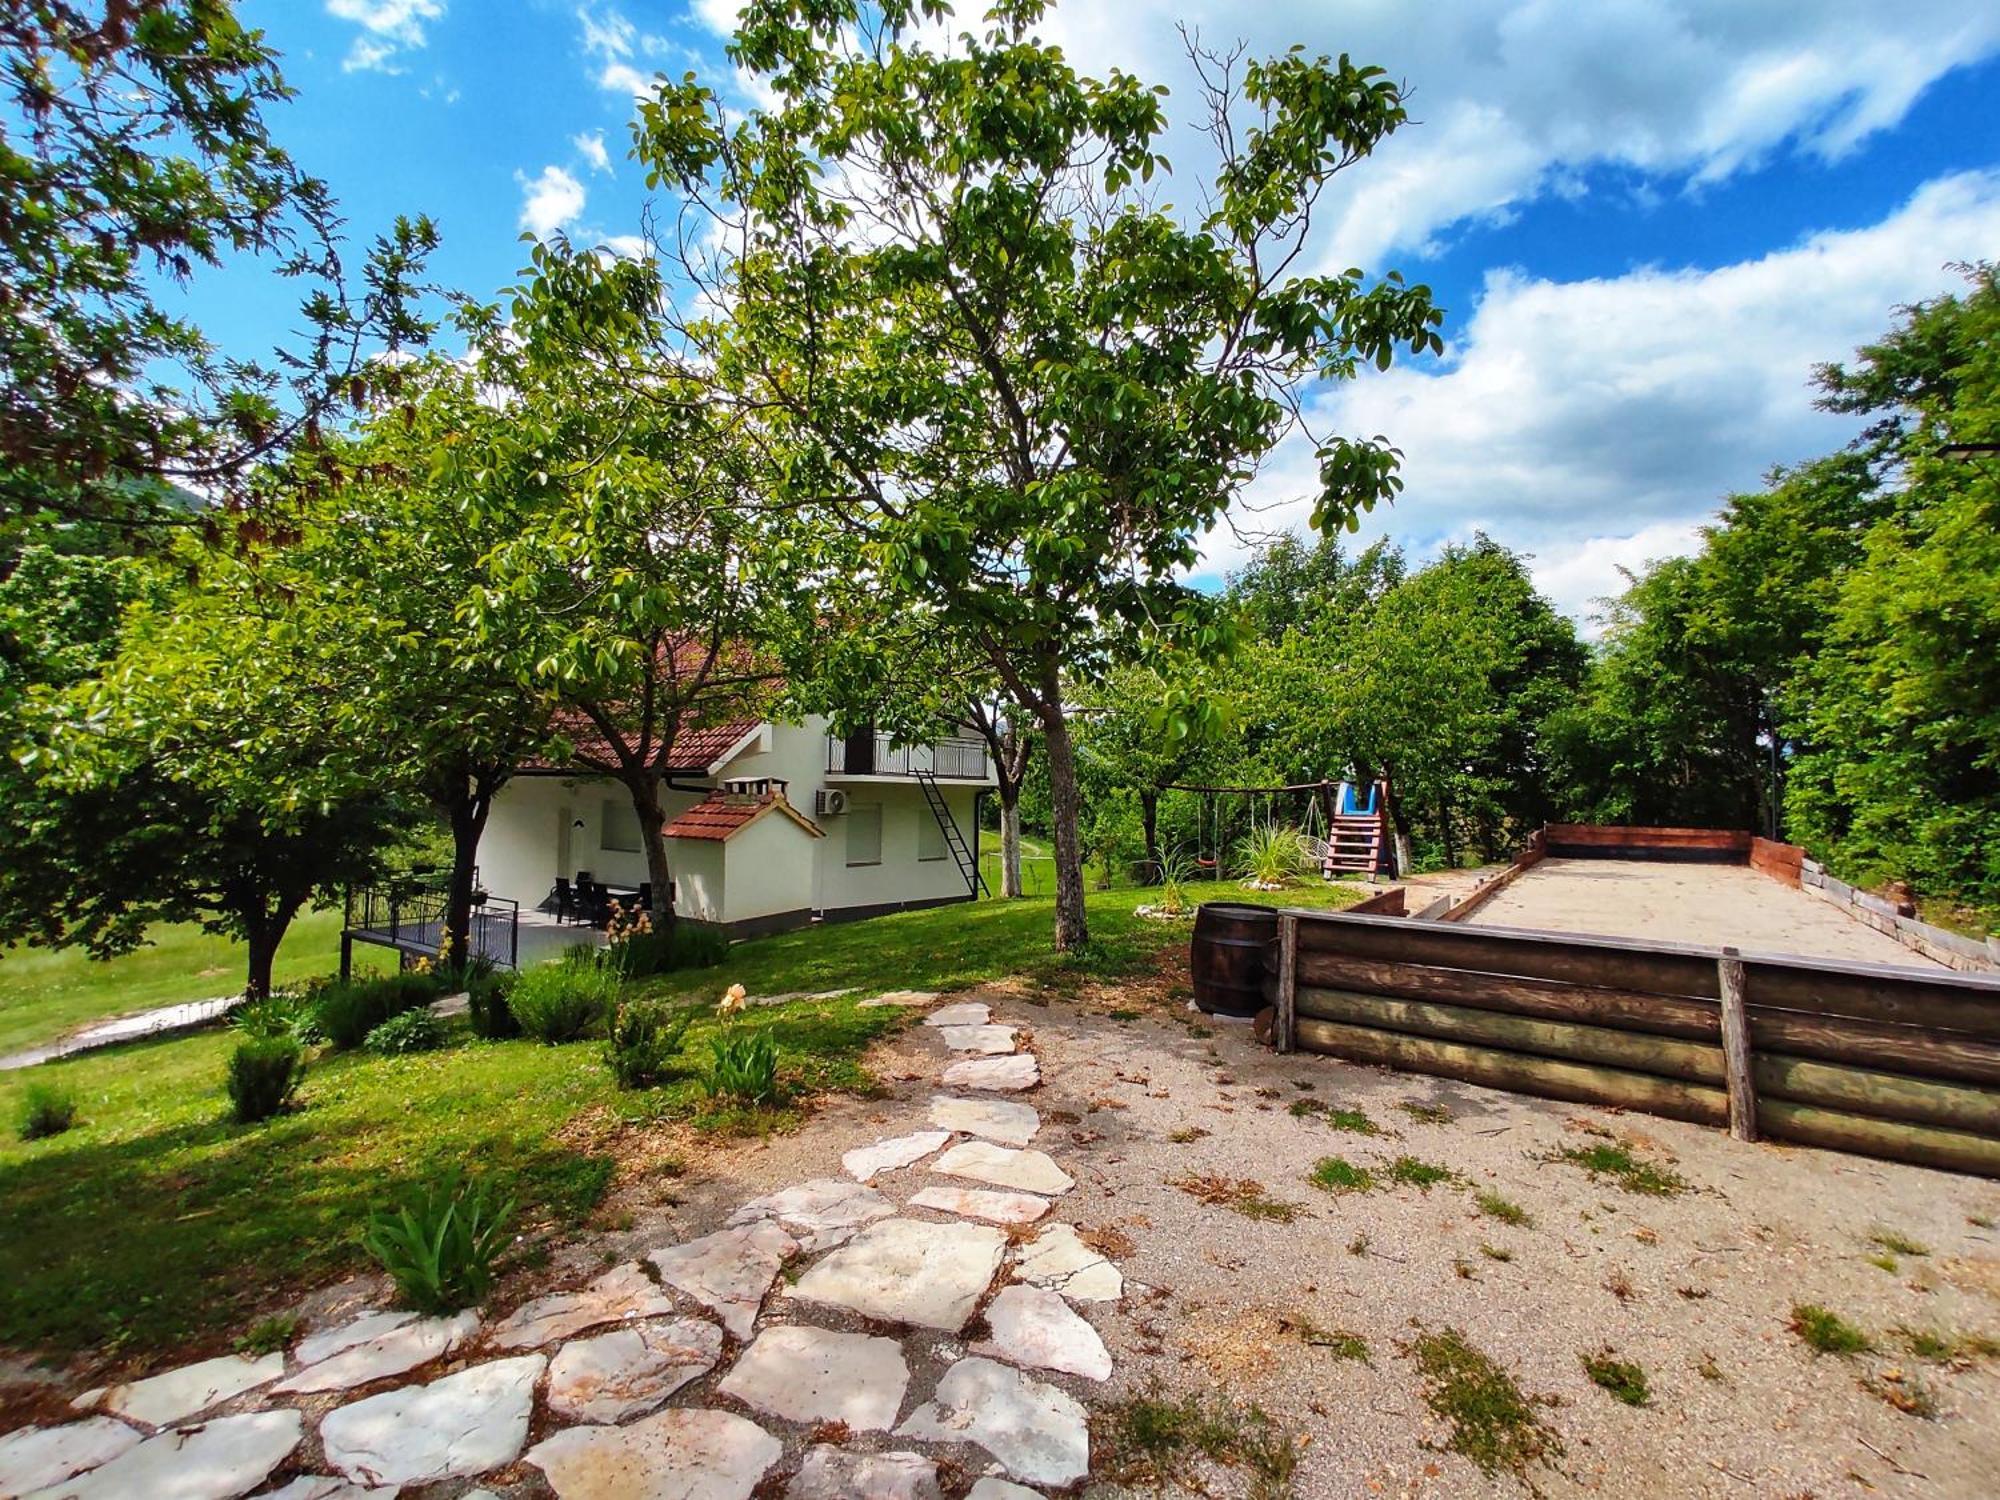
1470, 859, 1940, 969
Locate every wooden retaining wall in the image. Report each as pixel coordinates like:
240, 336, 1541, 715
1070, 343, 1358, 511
1542, 823, 1752, 862
1265, 909, 2000, 1178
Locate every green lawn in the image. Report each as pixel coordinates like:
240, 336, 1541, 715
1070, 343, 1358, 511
0, 909, 392, 1057
0, 879, 1365, 1358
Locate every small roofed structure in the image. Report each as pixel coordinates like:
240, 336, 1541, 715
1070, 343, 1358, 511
664, 784, 827, 936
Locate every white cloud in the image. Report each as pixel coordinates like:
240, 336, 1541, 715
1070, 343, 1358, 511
1036, 0, 2000, 272
574, 130, 613, 175
578, 4, 682, 99
328, 0, 444, 74
516, 165, 588, 239
1198, 170, 2000, 616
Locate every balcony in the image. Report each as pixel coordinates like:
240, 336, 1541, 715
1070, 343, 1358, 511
826, 731, 992, 781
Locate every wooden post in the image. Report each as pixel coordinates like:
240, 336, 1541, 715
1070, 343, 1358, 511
1276, 912, 1298, 1054
1717, 946, 1757, 1142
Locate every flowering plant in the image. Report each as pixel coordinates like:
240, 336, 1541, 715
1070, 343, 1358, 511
717, 981, 748, 1018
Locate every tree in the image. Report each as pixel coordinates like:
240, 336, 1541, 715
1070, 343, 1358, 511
3, 559, 401, 997
618, 0, 1441, 948
0, 1, 436, 546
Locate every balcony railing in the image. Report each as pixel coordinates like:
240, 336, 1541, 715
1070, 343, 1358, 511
826, 732, 989, 780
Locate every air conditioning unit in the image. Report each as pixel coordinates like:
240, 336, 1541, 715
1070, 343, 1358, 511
815, 788, 849, 817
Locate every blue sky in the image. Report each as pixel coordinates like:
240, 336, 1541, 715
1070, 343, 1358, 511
193, 2, 2000, 620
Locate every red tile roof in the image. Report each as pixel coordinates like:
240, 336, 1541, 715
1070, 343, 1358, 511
522, 712, 763, 776
663, 791, 825, 842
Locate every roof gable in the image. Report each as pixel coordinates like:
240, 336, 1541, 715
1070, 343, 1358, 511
663, 790, 825, 843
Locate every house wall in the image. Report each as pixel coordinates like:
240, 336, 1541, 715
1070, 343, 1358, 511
477, 715, 985, 924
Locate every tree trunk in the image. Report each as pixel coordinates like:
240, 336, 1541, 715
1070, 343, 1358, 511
241, 897, 303, 1000
1000, 792, 1024, 898
628, 777, 679, 932
1140, 788, 1160, 884
441, 782, 493, 973
1383, 768, 1414, 877
1036, 670, 1089, 951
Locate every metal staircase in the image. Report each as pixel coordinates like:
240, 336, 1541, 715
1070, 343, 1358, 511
915, 769, 989, 897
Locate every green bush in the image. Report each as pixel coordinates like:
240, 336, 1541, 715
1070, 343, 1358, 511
361, 1172, 514, 1313
17, 1082, 79, 1141
366, 1009, 448, 1056
314, 972, 442, 1050
1236, 821, 1310, 886
607, 922, 730, 979
507, 956, 616, 1044
706, 1027, 780, 1104
603, 1002, 692, 1090
226, 1037, 304, 1123
466, 970, 520, 1040
232, 991, 323, 1046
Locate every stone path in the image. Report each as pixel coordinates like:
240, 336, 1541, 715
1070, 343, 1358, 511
0, 994, 243, 1071
0, 986, 1120, 1499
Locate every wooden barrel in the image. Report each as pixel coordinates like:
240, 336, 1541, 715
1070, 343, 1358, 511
1191, 902, 1278, 1017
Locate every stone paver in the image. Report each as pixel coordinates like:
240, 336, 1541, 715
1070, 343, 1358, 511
276, 1310, 477, 1394
728, 1179, 893, 1253
907, 1184, 1051, 1226
861, 989, 940, 1008
545, 1317, 723, 1424
320, 1354, 543, 1488
942, 1053, 1039, 1092
789, 1217, 1006, 1331
719, 1323, 910, 1431
527, 1408, 780, 1500
293, 1311, 417, 1369
977, 1286, 1113, 1381
261, 1479, 398, 1500
966, 1480, 1045, 1500
928, 1095, 1040, 1147
649, 1222, 797, 1338
1012, 1224, 1123, 1302
935, 1024, 1017, 1055
785, 1446, 941, 1500
79, 1351, 282, 1428
896, 1357, 1089, 1488
841, 1130, 951, 1184
933, 1141, 1073, 1196
922, 1001, 991, 1027
489, 1260, 678, 1350
0, 1418, 140, 1498
32, 1410, 302, 1500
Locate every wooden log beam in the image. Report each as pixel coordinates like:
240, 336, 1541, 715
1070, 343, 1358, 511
1441, 835, 1546, 924
1754, 1054, 2000, 1137
1743, 958, 2000, 1039
1295, 955, 1720, 1040
1718, 949, 1757, 1142
1292, 913, 1723, 998
1293, 1015, 1729, 1126
1759, 1100, 2000, 1179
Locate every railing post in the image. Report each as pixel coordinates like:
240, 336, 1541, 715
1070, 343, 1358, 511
1717, 946, 1758, 1143
1276, 912, 1298, 1054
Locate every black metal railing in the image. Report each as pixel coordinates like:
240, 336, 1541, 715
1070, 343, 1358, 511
826, 732, 989, 780
344, 873, 520, 970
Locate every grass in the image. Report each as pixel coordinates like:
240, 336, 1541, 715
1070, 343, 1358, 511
1581, 1349, 1650, 1406
1475, 1189, 1532, 1226
1790, 1303, 1871, 1356
1173, 1174, 1302, 1223
0, 908, 392, 1056
1547, 1143, 1689, 1197
1896, 1326, 2000, 1363
1294, 1320, 1370, 1360
1093, 1384, 1300, 1500
1384, 1155, 1457, 1190
1309, 1156, 1375, 1194
1405, 1327, 1562, 1479
1399, 1101, 1452, 1124
1291, 1099, 1378, 1133
1868, 1228, 1929, 1258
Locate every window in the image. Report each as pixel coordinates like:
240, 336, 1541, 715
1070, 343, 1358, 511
600, 798, 642, 853
845, 802, 882, 867
918, 809, 947, 862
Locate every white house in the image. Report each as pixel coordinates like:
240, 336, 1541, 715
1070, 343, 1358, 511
476, 715, 995, 937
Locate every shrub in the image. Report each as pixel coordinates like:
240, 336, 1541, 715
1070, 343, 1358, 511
706, 1027, 780, 1104
366, 1009, 448, 1056
233, 991, 323, 1045
226, 1037, 304, 1123
603, 1003, 692, 1090
315, 971, 442, 1050
507, 955, 617, 1044
1155, 848, 1197, 916
466, 970, 521, 1040
16, 1082, 79, 1141
361, 1172, 514, 1313
1236, 822, 1309, 886
433, 953, 497, 995
606, 921, 730, 979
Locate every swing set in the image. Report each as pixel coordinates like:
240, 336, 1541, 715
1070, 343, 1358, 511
1166, 776, 1394, 880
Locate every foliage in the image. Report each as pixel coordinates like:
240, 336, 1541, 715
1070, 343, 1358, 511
1581, 1349, 1650, 1406
225, 1036, 303, 1123
315, 972, 442, 1051
233, 991, 323, 1046
1154, 849, 1197, 916
1790, 1303, 1871, 1356
603, 1002, 692, 1090
1475, 1190, 1532, 1227
1549, 1143, 1689, 1197
16, 1082, 78, 1141
1093, 1383, 1299, 1500
234, 1313, 299, 1357
705, 1027, 780, 1105
1237, 822, 1311, 886
365, 1009, 448, 1056
1405, 1327, 1562, 1478
360, 1172, 514, 1314
0, 0, 435, 541
507, 956, 617, 1044
466, 971, 522, 1041
1309, 1156, 1374, 1193
607, 921, 729, 980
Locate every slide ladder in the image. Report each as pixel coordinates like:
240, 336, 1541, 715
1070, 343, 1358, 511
915, 769, 989, 897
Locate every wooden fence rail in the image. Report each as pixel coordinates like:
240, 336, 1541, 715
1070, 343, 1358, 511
1268, 909, 2000, 1178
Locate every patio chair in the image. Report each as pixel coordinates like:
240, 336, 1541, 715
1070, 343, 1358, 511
553, 877, 575, 924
